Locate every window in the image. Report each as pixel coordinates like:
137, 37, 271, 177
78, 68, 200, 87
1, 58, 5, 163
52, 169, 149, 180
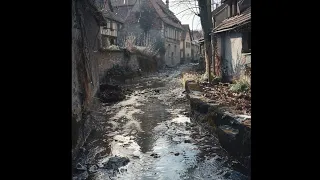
107, 20, 110, 28
186, 42, 191, 48
108, 37, 117, 45
110, 21, 114, 30
242, 31, 251, 53
114, 23, 117, 30
228, 0, 238, 17
233, 1, 238, 16
228, 4, 232, 17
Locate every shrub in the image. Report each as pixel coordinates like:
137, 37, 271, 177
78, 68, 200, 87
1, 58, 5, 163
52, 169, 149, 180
230, 80, 250, 93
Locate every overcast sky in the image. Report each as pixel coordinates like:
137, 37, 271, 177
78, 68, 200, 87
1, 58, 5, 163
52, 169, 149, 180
162, 0, 202, 31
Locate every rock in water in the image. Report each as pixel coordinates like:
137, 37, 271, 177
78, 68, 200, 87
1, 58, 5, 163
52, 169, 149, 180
88, 165, 98, 174
103, 157, 130, 170
76, 163, 87, 171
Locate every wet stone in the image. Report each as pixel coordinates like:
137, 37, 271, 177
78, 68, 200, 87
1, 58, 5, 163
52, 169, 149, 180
103, 156, 130, 170
76, 163, 87, 171
151, 153, 160, 158
88, 165, 98, 174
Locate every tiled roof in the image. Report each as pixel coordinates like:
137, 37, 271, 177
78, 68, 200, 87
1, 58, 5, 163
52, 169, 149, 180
103, 10, 124, 23
112, 6, 132, 21
111, 0, 183, 30
151, 0, 183, 30
213, 6, 251, 33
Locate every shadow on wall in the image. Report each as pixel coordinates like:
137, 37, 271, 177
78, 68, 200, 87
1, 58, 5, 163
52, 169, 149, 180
137, 55, 159, 73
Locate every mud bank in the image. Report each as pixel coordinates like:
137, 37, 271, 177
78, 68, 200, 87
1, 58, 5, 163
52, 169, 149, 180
185, 80, 251, 173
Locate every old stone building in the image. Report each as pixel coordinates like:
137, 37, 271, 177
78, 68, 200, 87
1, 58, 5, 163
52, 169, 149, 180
112, 0, 184, 67
95, 0, 124, 48
211, 0, 251, 81
180, 24, 192, 64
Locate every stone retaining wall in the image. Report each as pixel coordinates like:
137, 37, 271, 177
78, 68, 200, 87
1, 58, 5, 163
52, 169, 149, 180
185, 80, 251, 172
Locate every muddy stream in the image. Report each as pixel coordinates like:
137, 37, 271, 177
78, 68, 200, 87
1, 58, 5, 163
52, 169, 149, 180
73, 65, 249, 180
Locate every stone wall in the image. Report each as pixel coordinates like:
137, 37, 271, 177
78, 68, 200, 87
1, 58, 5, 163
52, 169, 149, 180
97, 49, 139, 79
72, 0, 101, 161
165, 38, 180, 67
185, 80, 251, 175
72, 0, 140, 162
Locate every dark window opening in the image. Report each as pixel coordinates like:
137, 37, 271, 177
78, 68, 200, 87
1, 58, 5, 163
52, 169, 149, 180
228, 4, 232, 17
110, 37, 115, 45
242, 31, 251, 53
101, 35, 107, 48
233, 1, 238, 16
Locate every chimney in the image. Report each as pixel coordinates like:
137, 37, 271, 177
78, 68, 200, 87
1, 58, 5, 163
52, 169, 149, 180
166, 0, 169, 8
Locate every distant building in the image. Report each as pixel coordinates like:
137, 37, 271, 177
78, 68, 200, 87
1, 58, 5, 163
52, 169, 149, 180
191, 41, 200, 62
96, 0, 124, 48
112, 0, 184, 67
180, 25, 192, 64
191, 30, 204, 41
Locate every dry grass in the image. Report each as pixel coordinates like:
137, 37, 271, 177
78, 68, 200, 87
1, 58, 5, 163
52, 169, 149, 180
181, 72, 202, 87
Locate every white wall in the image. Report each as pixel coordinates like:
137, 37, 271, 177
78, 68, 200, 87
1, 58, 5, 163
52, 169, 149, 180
223, 32, 250, 79
223, 33, 242, 77
184, 31, 192, 61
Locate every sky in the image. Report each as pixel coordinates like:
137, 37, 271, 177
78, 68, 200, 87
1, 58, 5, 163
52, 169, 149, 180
162, 0, 202, 31
162, 0, 222, 31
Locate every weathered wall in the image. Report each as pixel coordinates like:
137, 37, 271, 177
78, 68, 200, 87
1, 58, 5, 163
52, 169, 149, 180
191, 43, 200, 62
97, 49, 139, 79
214, 32, 251, 82
213, 5, 228, 28
72, 0, 140, 162
219, 33, 246, 79
184, 31, 192, 63
72, 0, 101, 161
185, 81, 251, 175
165, 39, 180, 66
223, 32, 242, 77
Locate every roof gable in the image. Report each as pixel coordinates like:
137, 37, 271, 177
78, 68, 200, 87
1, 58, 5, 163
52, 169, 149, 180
150, 0, 183, 30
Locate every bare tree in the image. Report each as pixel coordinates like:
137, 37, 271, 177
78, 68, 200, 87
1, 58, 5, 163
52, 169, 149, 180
171, 0, 215, 82
198, 0, 214, 81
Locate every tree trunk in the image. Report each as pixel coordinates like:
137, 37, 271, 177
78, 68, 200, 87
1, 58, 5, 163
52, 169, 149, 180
198, 0, 214, 82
